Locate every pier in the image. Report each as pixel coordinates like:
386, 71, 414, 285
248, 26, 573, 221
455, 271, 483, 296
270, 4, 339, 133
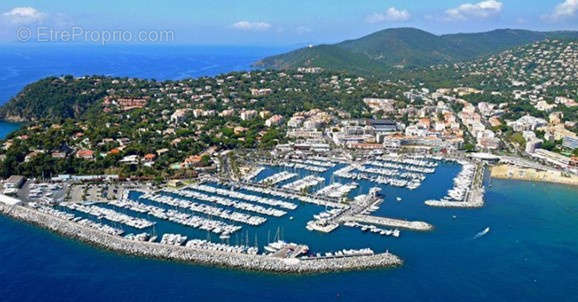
339, 215, 433, 231
307, 187, 434, 233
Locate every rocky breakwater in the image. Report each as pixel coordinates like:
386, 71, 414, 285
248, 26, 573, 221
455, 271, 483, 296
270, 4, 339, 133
0, 203, 402, 273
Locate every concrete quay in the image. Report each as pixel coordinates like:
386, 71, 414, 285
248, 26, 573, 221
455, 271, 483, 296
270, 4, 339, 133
424, 190, 484, 208
340, 215, 433, 231
0, 203, 402, 274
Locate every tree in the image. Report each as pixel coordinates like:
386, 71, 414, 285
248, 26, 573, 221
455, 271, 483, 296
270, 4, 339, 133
200, 155, 211, 167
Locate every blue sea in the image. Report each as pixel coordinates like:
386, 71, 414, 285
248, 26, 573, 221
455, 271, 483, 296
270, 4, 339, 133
0, 44, 290, 104
0, 45, 578, 301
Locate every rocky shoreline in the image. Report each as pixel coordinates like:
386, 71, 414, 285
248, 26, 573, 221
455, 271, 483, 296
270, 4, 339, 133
0, 203, 402, 274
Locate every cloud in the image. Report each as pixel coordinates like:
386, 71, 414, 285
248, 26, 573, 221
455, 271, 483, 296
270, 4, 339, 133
3, 7, 45, 24
366, 7, 411, 23
544, 0, 578, 21
232, 21, 271, 31
445, 0, 503, 21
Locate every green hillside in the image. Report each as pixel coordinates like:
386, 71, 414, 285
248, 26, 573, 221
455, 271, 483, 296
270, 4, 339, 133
255, 28, 578, 75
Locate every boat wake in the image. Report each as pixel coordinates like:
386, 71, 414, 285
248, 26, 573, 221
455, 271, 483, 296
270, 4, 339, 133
473, 227, 490, 239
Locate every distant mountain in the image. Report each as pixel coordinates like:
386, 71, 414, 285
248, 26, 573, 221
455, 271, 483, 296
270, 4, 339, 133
255, 28, 578, 75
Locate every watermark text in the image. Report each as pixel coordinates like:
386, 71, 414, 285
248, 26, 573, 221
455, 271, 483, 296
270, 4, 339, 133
17, 26, 175, 44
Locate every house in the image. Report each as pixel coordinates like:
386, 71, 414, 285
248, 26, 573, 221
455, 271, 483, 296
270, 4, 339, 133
259, 111, 272, 119
240, 110, 258, 121
250, 88, 272, 97
143, 153, 156, 162
183, 155, 203, 168
108, 148, 121, 156
170, 109, 188, 124
192, 109, 204, 118
24, 151, 40, 163
156, 148, 169, 156
417, 118, 431, 129
234, 126, 248, 135
219, 109, 235, 117
265, 115, 283, 127
103, 96, 148, 111
51, 152, 67, 159
287, 116, 304, 128
119, 155, 139, 165
548, 112, 563, 125
76, 150, 94, 160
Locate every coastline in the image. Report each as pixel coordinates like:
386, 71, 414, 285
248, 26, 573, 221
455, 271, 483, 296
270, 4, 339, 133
0, 120, 22, 137
490, 164, 578, 186
0, 202, 403, 274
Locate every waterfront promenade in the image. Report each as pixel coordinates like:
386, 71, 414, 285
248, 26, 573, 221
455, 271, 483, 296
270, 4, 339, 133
0, 202, 402, 273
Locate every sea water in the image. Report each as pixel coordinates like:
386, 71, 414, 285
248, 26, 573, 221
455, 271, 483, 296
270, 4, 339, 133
0, 44, 289, 104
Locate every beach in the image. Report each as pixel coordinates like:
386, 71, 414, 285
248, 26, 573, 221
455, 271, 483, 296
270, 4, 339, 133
490, 164, 578, 186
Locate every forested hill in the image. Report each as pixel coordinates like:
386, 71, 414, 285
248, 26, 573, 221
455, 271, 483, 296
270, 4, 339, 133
255, 28, 578, 75
0, 76, 108, 122
0, 76, 159, 122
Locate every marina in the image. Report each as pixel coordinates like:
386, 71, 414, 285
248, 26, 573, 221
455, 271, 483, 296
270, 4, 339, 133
60, 202, 156, 229
425, 161, 485, 208
282, 175, 325, 191
315, 182, 358, 199
259, 171, 297, 185
0, 153, 484, 274
108, 195, 242, 235
143, 192, 267, 225
4, 162, 576, 300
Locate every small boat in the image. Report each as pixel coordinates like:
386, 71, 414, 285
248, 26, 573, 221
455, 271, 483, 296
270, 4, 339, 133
396, 197, 402, 202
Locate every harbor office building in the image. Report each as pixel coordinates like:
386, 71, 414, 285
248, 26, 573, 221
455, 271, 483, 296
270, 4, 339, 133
3, 175, 25, 195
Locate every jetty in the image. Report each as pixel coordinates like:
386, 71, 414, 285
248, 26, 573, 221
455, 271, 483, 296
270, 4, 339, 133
306, 187, 434, 233
339, 215, 433, 231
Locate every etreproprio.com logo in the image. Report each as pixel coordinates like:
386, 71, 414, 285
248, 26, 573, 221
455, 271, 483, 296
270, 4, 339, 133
17, 26, 175, 44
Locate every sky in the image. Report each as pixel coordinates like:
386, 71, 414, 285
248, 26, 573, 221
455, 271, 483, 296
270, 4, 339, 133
0, 0, 577, 45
